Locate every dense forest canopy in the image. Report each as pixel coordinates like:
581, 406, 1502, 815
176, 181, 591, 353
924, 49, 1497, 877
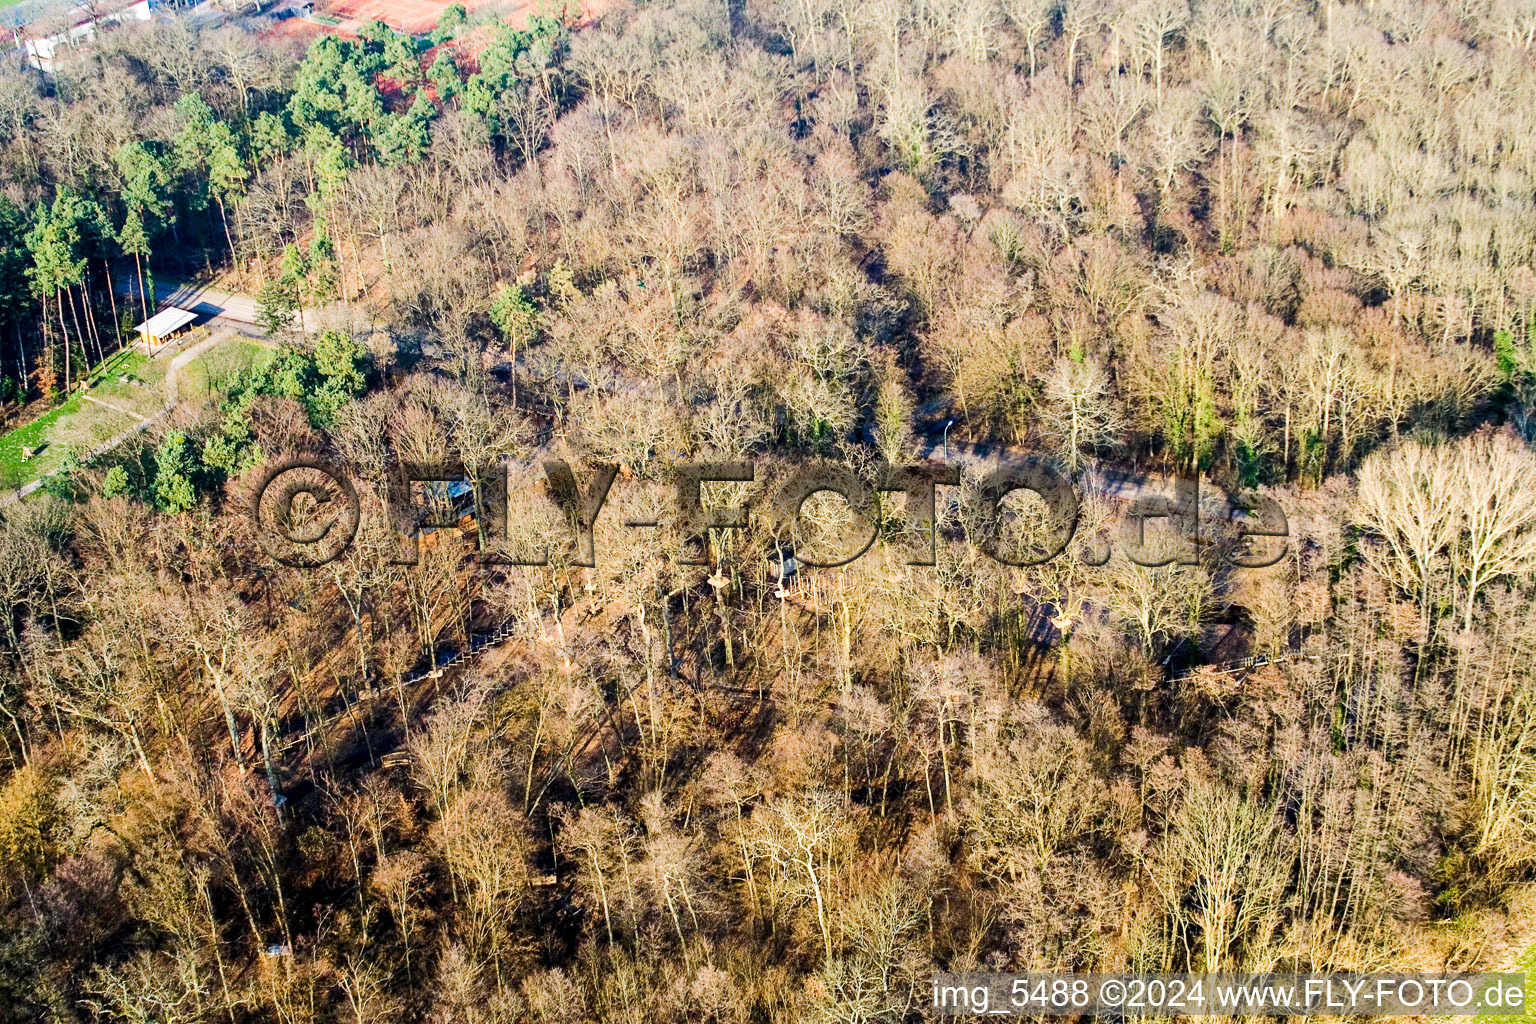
2, 0, 1536, 1020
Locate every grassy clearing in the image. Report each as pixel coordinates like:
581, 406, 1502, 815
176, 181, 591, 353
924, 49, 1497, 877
89, 348, 166, 389
0, 348, 162, 491
181, 338, 276, 399
0, 396, 86, 490
87, 349, 168, 418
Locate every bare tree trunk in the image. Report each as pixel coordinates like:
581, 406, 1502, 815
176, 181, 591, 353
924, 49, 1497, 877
134, 251, 150, 326
102, 260, 122, 354
13, 323, 26, 398
57, 290, 71, 392
77, 281, 104, 369
217, 195, 237, 286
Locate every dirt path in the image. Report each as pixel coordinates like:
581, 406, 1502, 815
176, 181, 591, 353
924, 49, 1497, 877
80, 393, 146, 422
161, 327, 275, 407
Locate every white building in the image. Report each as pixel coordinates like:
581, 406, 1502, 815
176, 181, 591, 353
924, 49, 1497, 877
18, 0, 153, 72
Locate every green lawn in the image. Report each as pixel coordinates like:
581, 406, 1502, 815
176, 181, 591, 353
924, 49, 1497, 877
0, 347, 169, 489
180, 339, 275, 399
0, 396, 86, 490
88, 348, 164, 388
86, 349, 168, 419
0, 338, 270, 493
0, 370, 148, 491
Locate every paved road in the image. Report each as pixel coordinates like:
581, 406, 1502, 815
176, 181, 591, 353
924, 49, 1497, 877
158, 281, 264, 329
121, 278, 324, 334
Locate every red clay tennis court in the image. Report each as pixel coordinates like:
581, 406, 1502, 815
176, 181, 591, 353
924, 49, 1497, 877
320, 0, 525, 35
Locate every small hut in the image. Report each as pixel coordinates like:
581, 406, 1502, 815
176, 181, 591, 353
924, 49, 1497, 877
133, 307, 198, 352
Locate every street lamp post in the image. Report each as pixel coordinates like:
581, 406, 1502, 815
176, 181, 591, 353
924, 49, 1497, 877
943, 419, 954, 460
